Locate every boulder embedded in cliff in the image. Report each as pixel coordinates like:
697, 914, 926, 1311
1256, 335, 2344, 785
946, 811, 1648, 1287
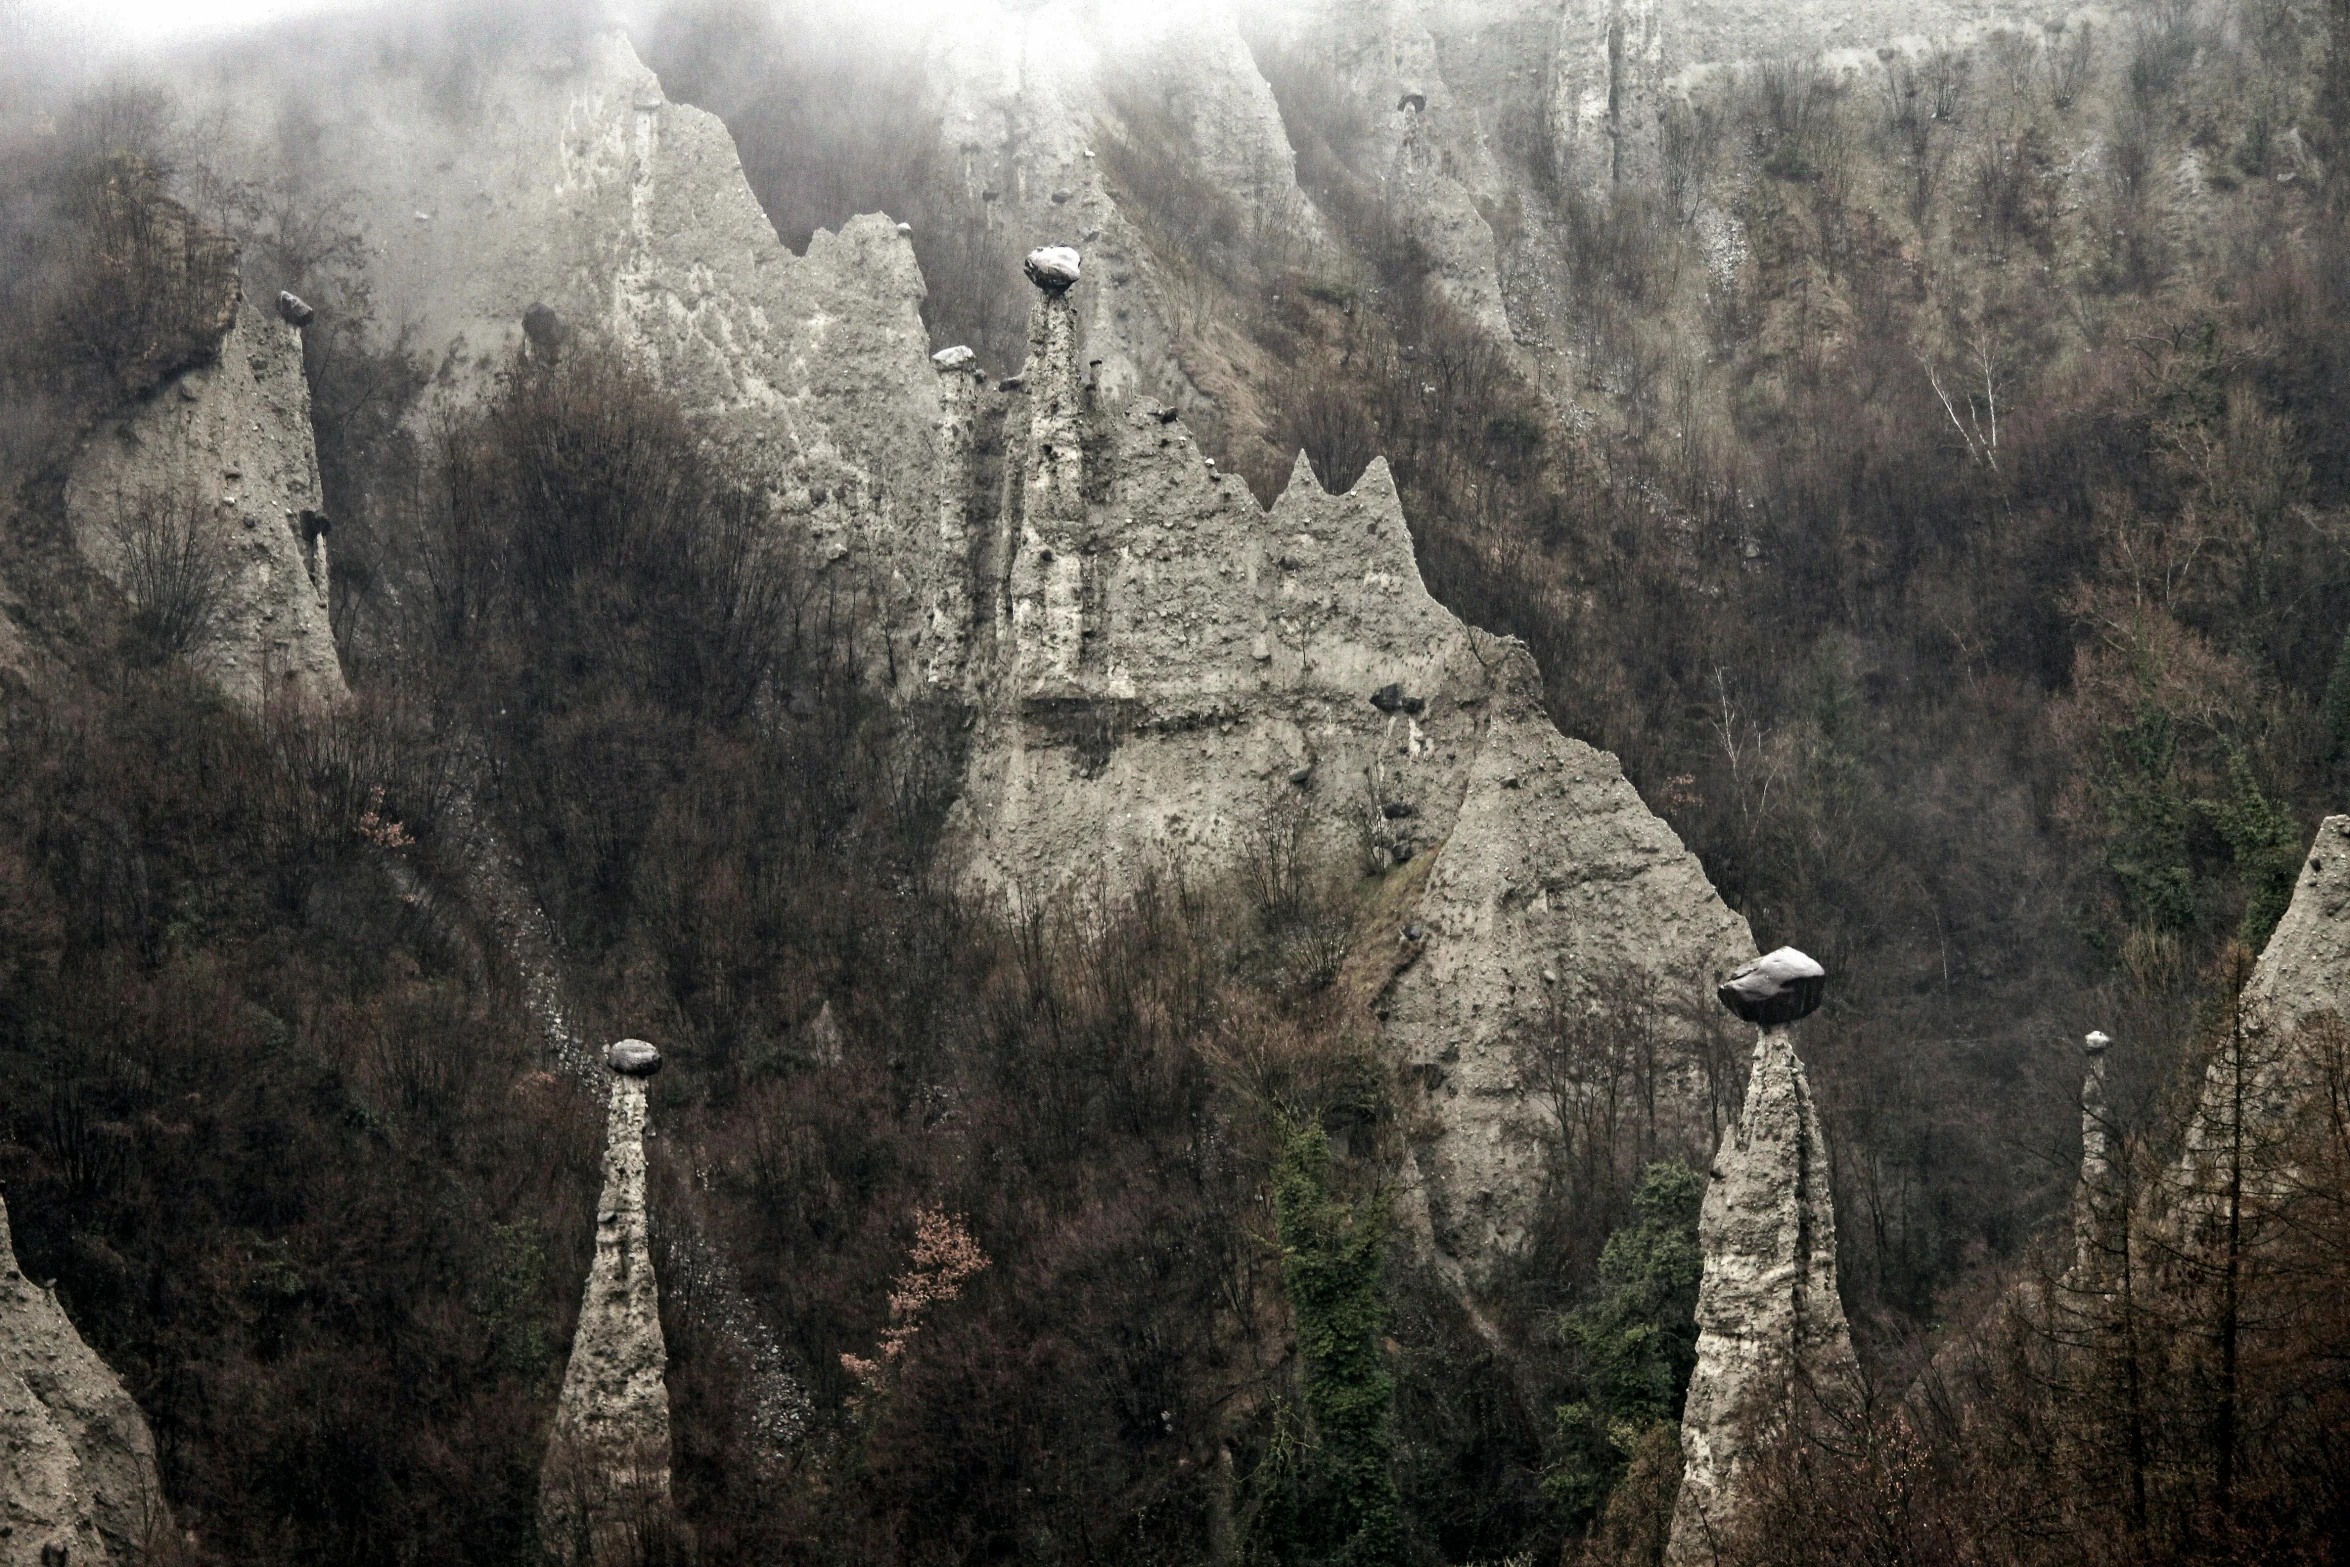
541, 1061, 678, 1564
1665, 1007, 1857, 1566
1, 1192, 172, 1567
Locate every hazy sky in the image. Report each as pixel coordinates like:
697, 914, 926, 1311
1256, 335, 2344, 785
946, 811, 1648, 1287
38, 0, 380, 43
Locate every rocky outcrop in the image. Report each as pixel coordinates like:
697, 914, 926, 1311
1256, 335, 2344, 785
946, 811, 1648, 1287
179, 5, 1756, 1290
542, 1042, 675, 1565
1666, 1008, 1856, 1566
1302, 0, 1515, 337
2233, 815, 2350, 1044
0, 1192, 171, 1567
2074, 1029, 2115, 1277
950, 266, 1752, 1280
2178, 815, 2350, 1205
62, 191, 343, 707
1547, 0, 1666, 194
197, 27, 960, 689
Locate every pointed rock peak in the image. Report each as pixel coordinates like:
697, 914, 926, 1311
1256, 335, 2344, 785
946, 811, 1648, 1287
1272, 447, 1329, 505
541, 1048, 677, 1564
2244, 815, 2350, 1034
1352, 453, 1399, 501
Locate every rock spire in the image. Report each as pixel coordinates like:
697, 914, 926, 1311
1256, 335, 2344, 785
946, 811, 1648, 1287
2176, 815, 2350, 1214
541, 1041, 676, 1565
1665, 951, 1856, 1566
2075, 1030, 2115, 1276
63, 201, 345, 708
1, 1191, 172, 1567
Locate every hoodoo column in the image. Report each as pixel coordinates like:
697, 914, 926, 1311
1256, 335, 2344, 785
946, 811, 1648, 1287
1005, 246, 1090, 694
1666, 948, 1858, 1565
541, 1039, 676, 1565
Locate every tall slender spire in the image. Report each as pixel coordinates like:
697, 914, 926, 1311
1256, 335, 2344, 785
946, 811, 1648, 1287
1667, 949, 1858, 1565
541, 1040, 677, 1565
2075, 1030, 2114, 1277
1003, 247, 1090, 697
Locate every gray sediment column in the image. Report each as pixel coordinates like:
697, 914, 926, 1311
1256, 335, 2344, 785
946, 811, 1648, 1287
541, 1040, 676, 1564
1666, 949, 1858, 1565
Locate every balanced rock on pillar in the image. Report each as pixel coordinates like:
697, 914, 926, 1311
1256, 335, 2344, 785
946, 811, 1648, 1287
541, 1040, 679, 1565
1666, 948, 1857, 1566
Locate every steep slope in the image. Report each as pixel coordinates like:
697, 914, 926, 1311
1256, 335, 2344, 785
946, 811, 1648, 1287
0, 1193, 171, 1567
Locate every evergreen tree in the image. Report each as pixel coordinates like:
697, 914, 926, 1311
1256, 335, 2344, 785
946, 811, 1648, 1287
1543, 1162, 1705, 1529
1271, 1118, 1400, 1567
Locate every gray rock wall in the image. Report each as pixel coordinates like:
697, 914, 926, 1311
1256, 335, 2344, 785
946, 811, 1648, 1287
174, 5, 1759, 1291
541, 1073, 674, 1564
1665, 1023, 1856, 1566
65, 276, 344, 708
950, 283, 1751, 1282
0, 1193, 171, 1567
2178, 815, 2350, 1205
197, 28, 961, 691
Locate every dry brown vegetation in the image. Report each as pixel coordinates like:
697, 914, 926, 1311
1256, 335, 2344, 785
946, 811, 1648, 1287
9, 1, 2350, 1563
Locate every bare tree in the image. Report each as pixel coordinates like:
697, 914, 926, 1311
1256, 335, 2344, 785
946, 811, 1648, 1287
107, 485, 231, 657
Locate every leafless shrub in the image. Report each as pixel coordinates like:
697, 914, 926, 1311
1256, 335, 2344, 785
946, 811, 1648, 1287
1985, 29, 2042, 118
1971, 125, 2049, 254
2128, 0, 2201, 103
107, 486, 230, 658
2042, 19, 2096, 110
1519, 967, 1682, 1210
1922, 39, 1972, 123
1285, 379, 1378, 493
1659, 97, 1723, 220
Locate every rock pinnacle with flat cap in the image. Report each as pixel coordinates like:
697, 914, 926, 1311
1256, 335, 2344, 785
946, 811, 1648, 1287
1667, 946, 1856, 1565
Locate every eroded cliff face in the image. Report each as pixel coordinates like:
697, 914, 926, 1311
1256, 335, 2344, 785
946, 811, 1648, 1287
200, 26, 963, 687
950, 282, 1751, 1281
542, 1063, 674, 1564
1665, 1024, 1856, 1566
2178, 816, 2350, 1201
171, 2, 1760, 1290
0, 1193, 171, 1567
66, 284, 344, 707
47, 170, 342, 708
